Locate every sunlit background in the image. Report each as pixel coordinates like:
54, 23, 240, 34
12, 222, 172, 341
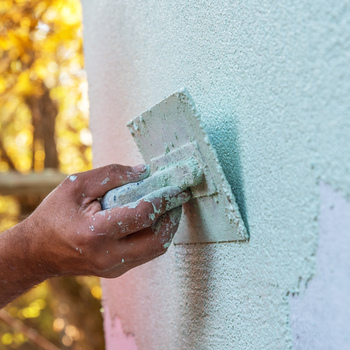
0, 0, 105, 349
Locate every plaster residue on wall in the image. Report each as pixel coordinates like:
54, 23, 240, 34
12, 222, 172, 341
81, 0, 350, 348
103, 306, 138, 350
290, 182, 350, 349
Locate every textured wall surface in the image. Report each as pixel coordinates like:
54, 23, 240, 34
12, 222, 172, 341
81, 1, 350, 348
290, 182, 350, 349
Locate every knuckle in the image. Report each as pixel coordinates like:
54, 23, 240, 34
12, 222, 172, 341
158, 240, 168, 253
108, 164, 133, 179
91, 254, 111, 274
80, 235, 111, 273
153, 240, 168, 256
108, 164, 122, 175
109, 164, 138, 181
78, 230, 97, 249
108, 164, 135, 183
136, 201, 157, 224
62, 173, 80, 189
153, 233, 171, 255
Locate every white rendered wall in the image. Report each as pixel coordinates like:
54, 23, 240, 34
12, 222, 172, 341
81, 1, 350, 349
290, 183, 350, 349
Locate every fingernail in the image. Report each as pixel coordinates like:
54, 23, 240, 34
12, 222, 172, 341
133, 164, 150, 178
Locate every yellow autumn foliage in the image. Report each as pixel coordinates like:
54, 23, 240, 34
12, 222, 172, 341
0, 0, 91, 175
0, 1, 104, 349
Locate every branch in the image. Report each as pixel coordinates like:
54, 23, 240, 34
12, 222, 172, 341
0, 137, 16, 171
0, 309, 61, 350
0, 170, 66, 196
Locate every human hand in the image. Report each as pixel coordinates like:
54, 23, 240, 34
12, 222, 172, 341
24, 164, 190, 279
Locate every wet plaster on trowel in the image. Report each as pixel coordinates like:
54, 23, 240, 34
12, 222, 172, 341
82, 0, 350, 348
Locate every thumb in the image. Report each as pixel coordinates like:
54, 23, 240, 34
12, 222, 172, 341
66, 163, 150, 200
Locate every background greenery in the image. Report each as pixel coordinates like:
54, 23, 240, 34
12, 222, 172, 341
0, 0, 105, 349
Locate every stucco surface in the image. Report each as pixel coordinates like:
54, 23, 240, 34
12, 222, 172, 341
81, 1, 350, 348
290, 182, 350, 349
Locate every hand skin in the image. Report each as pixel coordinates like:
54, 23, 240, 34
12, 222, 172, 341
0, 164, 190, 308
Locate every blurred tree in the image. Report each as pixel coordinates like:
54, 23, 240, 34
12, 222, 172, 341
0, 0, 105, 349
0, 0, 91, 176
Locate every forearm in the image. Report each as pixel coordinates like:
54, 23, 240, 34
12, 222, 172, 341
0, 220, 52, 308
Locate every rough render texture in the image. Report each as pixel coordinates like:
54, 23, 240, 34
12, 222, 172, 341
81, 0, 350, 348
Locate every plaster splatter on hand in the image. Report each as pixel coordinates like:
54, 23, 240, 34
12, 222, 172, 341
152, 206, 182, 248
69, 175, 77, 182
101, 177, 110, 185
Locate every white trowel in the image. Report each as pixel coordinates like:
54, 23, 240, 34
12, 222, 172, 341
101, 89, 248, 244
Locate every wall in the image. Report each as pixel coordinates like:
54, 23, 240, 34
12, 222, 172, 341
81, 1, 350, 348
290, 182, 350, 349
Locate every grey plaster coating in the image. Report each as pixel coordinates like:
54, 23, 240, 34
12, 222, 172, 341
290, 182, 350, 349
81, 0, 350, 348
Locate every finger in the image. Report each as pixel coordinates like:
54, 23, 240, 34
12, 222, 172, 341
94, 187, 190, 237
64, 163, 150, 200
152, 206, 182, 248
99, 207, 182, 278
122, 206, 182, 260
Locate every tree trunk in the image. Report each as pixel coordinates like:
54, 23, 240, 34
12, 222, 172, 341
26, 84, 59, 171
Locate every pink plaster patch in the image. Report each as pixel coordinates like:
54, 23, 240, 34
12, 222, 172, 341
103, 306, 138, 350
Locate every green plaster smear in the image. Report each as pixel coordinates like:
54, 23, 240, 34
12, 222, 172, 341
83, 0, 350, 348
163, 241, 171, 249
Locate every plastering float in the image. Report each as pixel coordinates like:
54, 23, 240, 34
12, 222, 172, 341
101, 89, 248, 244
